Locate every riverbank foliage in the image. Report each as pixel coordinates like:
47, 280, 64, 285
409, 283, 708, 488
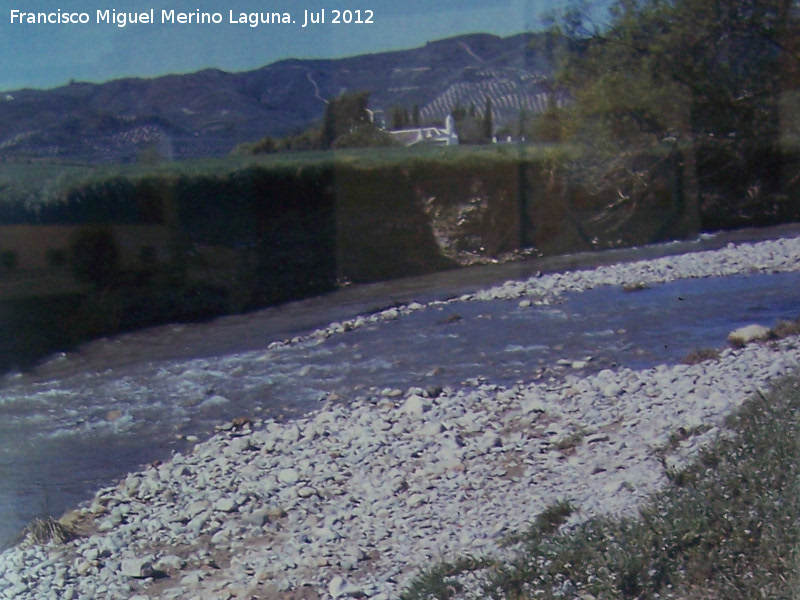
402, 373, 800, 600
531, 0, 800, 230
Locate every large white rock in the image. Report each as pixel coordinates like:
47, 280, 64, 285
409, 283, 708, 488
120, 558, 154, 579
213, 497, 237, 513
328, 576, 347, 598
278, 468, 300, 484
400, 395, 430, 416
727, 324, 771, 346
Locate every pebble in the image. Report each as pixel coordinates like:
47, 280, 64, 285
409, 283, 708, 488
5, 236, 800, 600
277, 468, 300, 484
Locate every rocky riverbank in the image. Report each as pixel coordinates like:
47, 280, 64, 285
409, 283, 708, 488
2, 235, 800, 600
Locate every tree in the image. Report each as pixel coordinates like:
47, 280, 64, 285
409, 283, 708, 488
549, 0, 800, 226
332, 124, 397, 148
412, 104, 421, 127
320, 91, 372, 149
390, 105, 409, 129
529, 96, 564, 142
483, 97, 494, 142
451, 102, 467, 121
556, 0, 799, 146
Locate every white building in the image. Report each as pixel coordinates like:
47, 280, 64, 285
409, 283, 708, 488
388, 114, 459, 147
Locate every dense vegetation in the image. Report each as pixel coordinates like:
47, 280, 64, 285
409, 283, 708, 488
233, 91, 399, 154
529, 0, 800, 228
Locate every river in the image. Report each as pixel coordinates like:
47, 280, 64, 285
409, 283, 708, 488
2, 225, 800, 548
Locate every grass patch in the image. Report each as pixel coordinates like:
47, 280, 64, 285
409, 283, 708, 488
401, 557, 495, 600
769, 317, 800, 341
681, 347, 721, 365
402, 377, 800, 599
22, 516, 81, 546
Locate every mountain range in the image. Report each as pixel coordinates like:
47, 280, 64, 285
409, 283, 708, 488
0, 32, 562, 163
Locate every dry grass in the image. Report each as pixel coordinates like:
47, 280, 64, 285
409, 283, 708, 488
768, 318, 800, 340
23, 516, 81, 546
681, 348, 721, 365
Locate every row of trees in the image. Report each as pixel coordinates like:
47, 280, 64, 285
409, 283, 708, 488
238, 91, 506, 154
450, 98, 495, 144
236, 91, 397, 154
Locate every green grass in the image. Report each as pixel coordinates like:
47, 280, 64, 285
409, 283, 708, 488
402, 376, 800, 600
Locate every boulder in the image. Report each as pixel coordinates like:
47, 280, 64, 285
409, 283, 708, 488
278, 468, 300, 484
727, 324, 770, 346
400, 395, 430, 416
120, 557, 154, 579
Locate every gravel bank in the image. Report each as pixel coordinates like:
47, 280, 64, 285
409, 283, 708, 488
262, 236, 800, 352
2, 236, 800, 600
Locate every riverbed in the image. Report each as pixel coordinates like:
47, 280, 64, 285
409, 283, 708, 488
2, 227, 800, 549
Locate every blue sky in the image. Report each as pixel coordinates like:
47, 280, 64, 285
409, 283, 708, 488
1, 1, 585, 92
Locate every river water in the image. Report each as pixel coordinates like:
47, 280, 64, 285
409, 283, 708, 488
2, 229, 800, 548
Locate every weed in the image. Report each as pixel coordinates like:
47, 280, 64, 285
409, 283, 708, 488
400, 556, 494, 600
768, 318, 800, 340
23, 516, 80, 546
534, 500, 576, 537
554, 430, 585, 452
681, 348, 721, 365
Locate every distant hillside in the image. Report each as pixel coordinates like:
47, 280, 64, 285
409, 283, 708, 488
0, 32, 564, 163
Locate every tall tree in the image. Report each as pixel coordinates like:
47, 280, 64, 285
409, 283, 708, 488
451, 102, 467, 121
483, 97, 494, 142
320, 91, 372, 149
390, 105, 408, 130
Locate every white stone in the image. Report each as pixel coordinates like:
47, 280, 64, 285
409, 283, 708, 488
120, 558, 154, 579
155, 555, 185, 571
297, 486, 317, 498
328, 576, 347, 598
214, 497, 237, 513
727, 324, 771, 345
278, 468, 300, 484
186, 500, 209, 518
180, 571, 203, 585
407, 493, 426, 508
400, 395, 429, 416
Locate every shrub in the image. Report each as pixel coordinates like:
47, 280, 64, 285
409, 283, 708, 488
681, 348, 721, 365
333, 124, 398, 149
